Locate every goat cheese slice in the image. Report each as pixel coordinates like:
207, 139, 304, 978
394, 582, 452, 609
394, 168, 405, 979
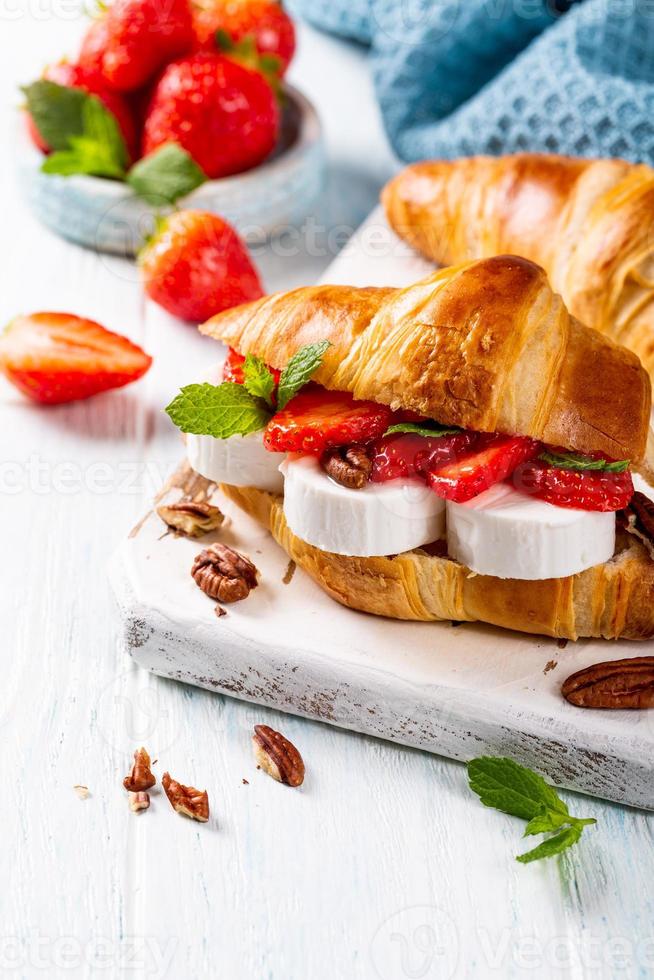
446, 482, 615, 580
280, 454, 446, 557
187, 431, 285, 494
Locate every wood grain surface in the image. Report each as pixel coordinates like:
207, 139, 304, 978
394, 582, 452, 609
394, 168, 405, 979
2, 11, 654, 980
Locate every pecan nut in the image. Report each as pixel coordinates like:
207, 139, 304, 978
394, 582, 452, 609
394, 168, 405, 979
252, 725, 305, 787
192, 543, 258, 602
157, 500, 224, 538
322, 445, 372, 489
162, 772, 209, 822
562, 657, 654, 709
619, 491, 654, 560
123, 747, 156, 792
128, 791, 150, 813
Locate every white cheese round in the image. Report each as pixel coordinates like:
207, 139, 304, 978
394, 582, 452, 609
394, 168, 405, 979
187, 431, 285, 493
280, 454, 446, 557
446, 482, 616, 580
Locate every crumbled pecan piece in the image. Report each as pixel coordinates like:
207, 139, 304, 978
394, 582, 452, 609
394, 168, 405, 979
322, 444, 373, 489
128, 791, 150, 813
162, 772, 209, 822
123, 747, 156, 792
192, 543, 258, 602
619, 491, 654, 560
562, 657, 654, 709
157, 500, 224, 538
252, 725, 305, 787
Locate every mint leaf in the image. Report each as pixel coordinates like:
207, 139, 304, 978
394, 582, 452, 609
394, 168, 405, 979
127, 143, 207, 206
467, 757, 567, 821
467, 757, 596, 864
277, 341, 330, 410
384, 421, 462, 438
540, 451, 630, 473
523, 808, 570, 837
517, 825, 583, 864
242, 354, 275, 408
41, 94, 128, 179
165, 382, 272, 438
22, 80, 87, 151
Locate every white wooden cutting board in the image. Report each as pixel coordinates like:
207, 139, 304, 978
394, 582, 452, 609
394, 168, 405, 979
110, 208, 654, 810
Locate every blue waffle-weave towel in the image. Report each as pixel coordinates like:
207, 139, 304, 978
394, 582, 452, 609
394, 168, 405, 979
287, 0, 654, 164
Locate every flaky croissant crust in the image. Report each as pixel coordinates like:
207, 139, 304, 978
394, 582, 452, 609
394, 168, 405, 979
382, 153, 654, 380
201, 255, 651, 464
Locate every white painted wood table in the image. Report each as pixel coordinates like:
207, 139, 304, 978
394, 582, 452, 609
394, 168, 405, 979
2, 12, 654, 980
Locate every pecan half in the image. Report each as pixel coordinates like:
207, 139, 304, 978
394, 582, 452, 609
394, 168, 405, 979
128, 791, 150, 813
162, 772, 209, 822
619, 491, 654, 560
252, 725, 305, 787
157, 500, 224, 538
562, 657, 654, 709
123, 747, 156, 792
192, 543, 258, 602
322, 445, 372, 489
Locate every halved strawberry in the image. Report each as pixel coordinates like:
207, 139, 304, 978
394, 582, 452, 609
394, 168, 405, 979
222, 347, 280, 386
427, 435, 540, 502
370, 431, 478, 482
512, 459, 633, 512
263, 388, 393, 454
0, 313, 152, 405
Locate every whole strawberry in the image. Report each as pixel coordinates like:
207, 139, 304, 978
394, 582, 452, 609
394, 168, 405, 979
192, 0, 296, 75
140, 210, 264, 322
26, 61, 138, 162
78, 0, 194, 93
142, 52, 278, 179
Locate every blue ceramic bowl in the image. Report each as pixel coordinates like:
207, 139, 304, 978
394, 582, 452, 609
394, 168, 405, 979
18, 86, 325, 256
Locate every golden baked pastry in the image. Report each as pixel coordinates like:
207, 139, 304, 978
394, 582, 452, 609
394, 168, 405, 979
202, 254, 651, 467
382, 153, 654, 379
197, 254, 654, 640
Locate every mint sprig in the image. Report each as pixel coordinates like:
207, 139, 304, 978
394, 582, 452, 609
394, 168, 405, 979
276, 340, 330, 410
384, 420, 462, 438
166, 341, 330, 439
126, 143, 207, 206
166, 382, 272, 438
467, 757, 596, 864
242, 354, 276, 409
540, 451, 630, 474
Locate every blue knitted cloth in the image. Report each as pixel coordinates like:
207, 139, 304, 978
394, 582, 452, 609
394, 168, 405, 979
287, 0, 654, 164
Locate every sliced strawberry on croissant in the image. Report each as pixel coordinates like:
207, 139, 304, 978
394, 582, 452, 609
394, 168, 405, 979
426, 434, 540, 502
0, 312, 151, 404
223, 347, 280, 387
513, 459, 634, 512
263, 388, 393, 455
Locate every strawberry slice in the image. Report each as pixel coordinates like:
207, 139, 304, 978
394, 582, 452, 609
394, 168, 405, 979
512, 459, 634, 512
222, 347, 281, 387
427, 435, 540, 502
370, 431, 478, 482
0, 313, 152, 405
263, 388, 393, 454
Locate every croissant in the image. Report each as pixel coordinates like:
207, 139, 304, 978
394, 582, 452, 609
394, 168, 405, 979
202, 254, 651, 467
382, 153, 654, 380
198, 255, 654, 641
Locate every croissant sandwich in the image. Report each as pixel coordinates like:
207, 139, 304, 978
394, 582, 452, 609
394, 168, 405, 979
382, 153, 654, 380
165, 255, 654, 641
